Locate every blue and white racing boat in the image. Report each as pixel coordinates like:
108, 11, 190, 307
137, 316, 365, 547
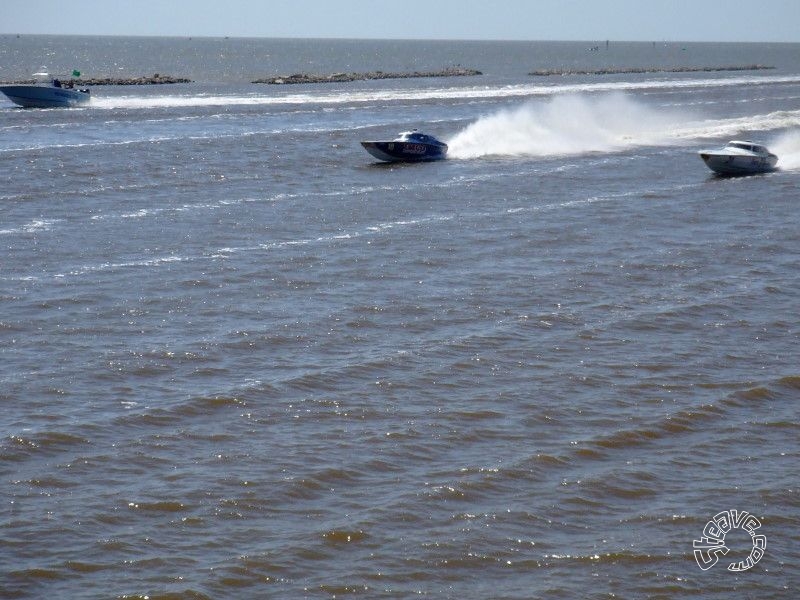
0, 70, 90, 108
361, 130, 448, 162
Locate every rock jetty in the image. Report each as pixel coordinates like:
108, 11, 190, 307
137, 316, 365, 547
0, 74, 191, 86
254, 66, 481, 85
529, 64, 775, 76
73, 74, 192, 86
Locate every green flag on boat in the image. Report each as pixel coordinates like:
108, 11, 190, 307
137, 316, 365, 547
72, 69, 81, 77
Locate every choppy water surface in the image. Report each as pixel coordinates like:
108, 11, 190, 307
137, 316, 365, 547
1, 37, 799, 599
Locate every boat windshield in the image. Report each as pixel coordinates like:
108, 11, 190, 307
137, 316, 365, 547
728, 141, 769, 154
399, 131, 424, 141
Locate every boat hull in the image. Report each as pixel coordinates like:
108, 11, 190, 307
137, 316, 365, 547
361, 140, 447, 162
699, 152, 778, 175
0, 85, 90, 108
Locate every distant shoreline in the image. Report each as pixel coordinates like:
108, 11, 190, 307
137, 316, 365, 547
253, 67, 482, 85
529, 64, 775, 76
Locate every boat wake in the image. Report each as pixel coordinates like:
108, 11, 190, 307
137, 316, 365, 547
446, 92, 800, 159
89, 95, 299, 110
85, 73, 800, 111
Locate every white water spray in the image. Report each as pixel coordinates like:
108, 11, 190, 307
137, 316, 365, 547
771, 129, 800, 170
446, 93, 691, 159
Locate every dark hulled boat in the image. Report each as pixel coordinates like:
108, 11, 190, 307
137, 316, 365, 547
361, 130, 448, 162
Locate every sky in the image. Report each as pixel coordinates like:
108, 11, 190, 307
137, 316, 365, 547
3, 0, 799, 43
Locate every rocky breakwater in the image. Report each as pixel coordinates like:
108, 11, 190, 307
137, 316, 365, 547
1, 74, 192, 86
254, 66, 482, 85
529, 64, 775, 76
72, 74, 192, 86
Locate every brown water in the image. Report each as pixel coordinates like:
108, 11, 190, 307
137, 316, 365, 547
1, 36, 799, 598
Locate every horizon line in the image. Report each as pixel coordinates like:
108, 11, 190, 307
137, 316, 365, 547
1, 32, 798, 45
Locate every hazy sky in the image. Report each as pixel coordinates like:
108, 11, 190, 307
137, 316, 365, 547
3, 0, 799, 42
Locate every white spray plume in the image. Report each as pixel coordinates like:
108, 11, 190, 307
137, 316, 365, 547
771, 129, 800, 170
447, 93, 691, 159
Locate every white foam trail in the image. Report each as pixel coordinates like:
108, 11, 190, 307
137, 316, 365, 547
90, 94, 320, 110
770, 129, 800, 170
85, 73, 800, 111
679, 110, 800, 141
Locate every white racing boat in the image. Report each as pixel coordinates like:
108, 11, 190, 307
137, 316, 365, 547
699, 140, 778, 175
